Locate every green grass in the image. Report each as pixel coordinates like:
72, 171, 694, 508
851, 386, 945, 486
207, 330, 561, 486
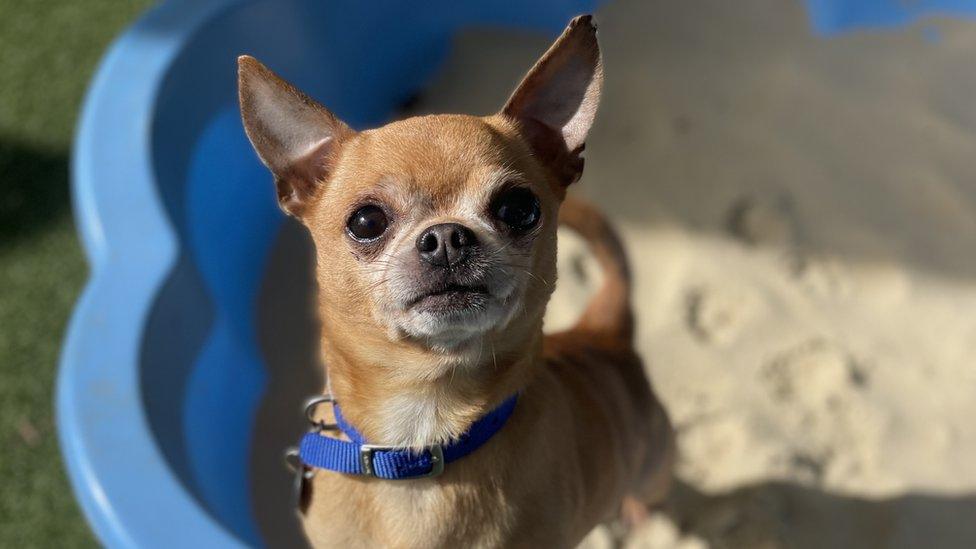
0, 1, 153, 545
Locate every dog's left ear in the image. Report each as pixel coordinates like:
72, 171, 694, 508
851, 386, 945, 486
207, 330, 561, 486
502, 15, 603, 186
238, 55, 354, 218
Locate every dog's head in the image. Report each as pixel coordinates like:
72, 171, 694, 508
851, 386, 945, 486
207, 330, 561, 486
240, 16, 601, 356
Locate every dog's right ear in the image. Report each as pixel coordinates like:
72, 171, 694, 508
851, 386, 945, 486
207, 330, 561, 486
238, 55, 353, 218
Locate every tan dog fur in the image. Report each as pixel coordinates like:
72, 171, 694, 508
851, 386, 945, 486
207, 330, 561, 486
239, 16, 673, 548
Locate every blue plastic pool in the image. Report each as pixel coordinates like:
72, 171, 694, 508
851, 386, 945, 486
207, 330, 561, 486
59, 0, 976, 547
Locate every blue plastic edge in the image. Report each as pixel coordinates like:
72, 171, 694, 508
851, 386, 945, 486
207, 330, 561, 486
59, 0, 249, 547
804, 0, 976, 35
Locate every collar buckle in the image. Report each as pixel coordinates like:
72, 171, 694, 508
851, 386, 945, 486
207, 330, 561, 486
359, 443, 445, 479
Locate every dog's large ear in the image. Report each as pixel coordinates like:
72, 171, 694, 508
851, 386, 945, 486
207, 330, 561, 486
238, 55, 353, 218
501, 15, 603, 186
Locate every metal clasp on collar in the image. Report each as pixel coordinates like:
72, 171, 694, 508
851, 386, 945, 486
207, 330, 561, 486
284, 447, 315, 512
304, 395, 339, 431
359, 444, 445, 479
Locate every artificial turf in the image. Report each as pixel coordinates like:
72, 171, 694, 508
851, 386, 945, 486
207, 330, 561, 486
0, 1, 153, 545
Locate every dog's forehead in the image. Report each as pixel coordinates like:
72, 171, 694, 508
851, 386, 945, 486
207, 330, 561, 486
337, 114, 520, 202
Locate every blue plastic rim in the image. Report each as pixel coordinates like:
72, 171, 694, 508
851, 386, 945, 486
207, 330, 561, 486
59, 0, 976, 547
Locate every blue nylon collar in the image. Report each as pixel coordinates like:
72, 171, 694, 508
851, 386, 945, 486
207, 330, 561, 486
299, 395, 518, 480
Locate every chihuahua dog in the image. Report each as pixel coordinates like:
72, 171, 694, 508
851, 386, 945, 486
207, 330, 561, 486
239, 15, 673, 548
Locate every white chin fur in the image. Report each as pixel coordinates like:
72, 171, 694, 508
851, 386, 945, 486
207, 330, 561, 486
399, 301, 510, 350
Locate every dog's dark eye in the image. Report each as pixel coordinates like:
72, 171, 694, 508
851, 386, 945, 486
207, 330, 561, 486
491, 187, 540, 231
347, 205, 388, 241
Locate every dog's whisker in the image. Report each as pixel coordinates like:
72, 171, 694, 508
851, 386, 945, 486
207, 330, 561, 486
490, 338, 498, 372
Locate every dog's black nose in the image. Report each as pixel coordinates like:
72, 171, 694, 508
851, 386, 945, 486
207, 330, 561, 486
417, 223, 478, 267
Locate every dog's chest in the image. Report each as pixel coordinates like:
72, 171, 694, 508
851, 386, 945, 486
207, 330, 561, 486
302, 473, 515, 547
372, 394, 444, 448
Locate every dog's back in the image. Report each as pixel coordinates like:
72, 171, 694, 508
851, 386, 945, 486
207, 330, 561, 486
548, 194, 674, 521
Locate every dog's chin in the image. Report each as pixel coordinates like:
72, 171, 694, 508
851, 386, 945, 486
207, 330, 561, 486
396, 291, 515, 352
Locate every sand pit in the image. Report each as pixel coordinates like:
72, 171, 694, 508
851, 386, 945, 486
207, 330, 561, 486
406, 0, 976, 546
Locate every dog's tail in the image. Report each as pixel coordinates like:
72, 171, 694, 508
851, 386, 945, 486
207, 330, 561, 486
558, 194, 634, 341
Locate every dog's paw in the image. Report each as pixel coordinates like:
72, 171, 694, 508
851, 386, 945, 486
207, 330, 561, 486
622, 513, 708, 549
620, 496, 651, 529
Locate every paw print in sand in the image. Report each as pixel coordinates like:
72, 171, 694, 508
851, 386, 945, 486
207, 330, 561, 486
727, 192, 853, 298
760, 339, 891, 491
727, 193, 798, 249
685, 285, 757, 346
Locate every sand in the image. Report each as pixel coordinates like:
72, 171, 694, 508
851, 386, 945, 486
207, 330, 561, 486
406, 0, 976, 546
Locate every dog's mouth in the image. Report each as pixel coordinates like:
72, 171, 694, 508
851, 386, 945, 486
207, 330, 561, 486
408, 283, 490, 313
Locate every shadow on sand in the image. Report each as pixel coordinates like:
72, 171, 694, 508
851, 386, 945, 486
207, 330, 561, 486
251, 219, 320, 549
668, 479, 976, 549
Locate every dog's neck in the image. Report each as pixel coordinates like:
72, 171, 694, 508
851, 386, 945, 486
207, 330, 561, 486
320, 316, 541, 449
